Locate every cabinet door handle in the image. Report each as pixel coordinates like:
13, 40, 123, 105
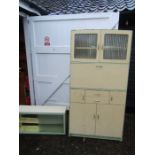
97, 114, 99, 120
97, 44, 100, 50
93, 114, 96, 119
102, 45, 104, 50
110, 96, 113, 101
82, 95, 85, 100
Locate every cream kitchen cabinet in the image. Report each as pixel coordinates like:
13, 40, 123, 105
69, 102, 125, 139
69, 29, 132, 141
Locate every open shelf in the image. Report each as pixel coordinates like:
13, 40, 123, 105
19, 106, 66, 135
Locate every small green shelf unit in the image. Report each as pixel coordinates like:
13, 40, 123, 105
19, 105, 66, 135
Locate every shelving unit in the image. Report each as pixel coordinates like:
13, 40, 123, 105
19, 105, 66, 135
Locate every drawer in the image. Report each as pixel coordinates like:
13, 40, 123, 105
109, 91, 126, 105
70, 89, 85, 103
85, 90, 109, 104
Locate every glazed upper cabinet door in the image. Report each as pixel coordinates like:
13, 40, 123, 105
96, 105, 125, 138
100, 30, 132, 63
69, 104, 96, 135
71, 30, 100, 62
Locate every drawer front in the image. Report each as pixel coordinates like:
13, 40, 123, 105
85, 90, 109, 104
70, 89, 85, 103
109, 91, 126, 105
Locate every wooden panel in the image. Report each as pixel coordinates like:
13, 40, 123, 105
70, 89, 85, 103
96, 105, 125, 138
69, 104, 96, 135
85, 90, 109, 104
110, 91, 126, 105
71, 63, 129, 90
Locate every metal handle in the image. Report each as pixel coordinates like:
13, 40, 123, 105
97, 44, 100, 50
102, 45, 104, 50
82, 95, 85, 100
97, 114, 99, 120
93, 114, 96, 119
95, 100, 100, 102
110, 96, 113, 101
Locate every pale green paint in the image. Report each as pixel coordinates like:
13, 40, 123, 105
69, 133, 123, 141
19, 113, 66, 135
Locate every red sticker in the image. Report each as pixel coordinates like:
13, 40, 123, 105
44, 36, 50, 46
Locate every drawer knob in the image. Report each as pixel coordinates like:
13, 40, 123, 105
97, 114, 99, 120
82, 95, 85, 100
93, 114, 96, 119
95, 100, 100, 102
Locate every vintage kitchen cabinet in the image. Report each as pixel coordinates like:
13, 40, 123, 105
69, 29, 132, 141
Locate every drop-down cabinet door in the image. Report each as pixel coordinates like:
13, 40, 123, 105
71, 63, 129, 89
69, 104, 96, 135
95, 104, 125, 138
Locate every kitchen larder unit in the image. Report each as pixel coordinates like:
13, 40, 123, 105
69, 29, 132, 141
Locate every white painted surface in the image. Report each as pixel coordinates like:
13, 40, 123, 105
23, 19, 35, 105
25, 12, 119, 106
19, 105, 66, 114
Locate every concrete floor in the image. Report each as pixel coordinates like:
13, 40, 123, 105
19, 113, 135, 155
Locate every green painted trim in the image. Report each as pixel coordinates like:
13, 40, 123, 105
19, 112, 65, 115
69, 133, 123, 141
19, 132, 65, 135
71, 61, 129, 65
70, 87, 127, 92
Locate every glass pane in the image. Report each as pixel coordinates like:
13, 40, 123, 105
74, 34, 97, 59
103, 34, 128, 60
74, 49, 96, 59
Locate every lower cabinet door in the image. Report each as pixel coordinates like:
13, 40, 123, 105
69, 104, 96, 135
96, 104, 125, 138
